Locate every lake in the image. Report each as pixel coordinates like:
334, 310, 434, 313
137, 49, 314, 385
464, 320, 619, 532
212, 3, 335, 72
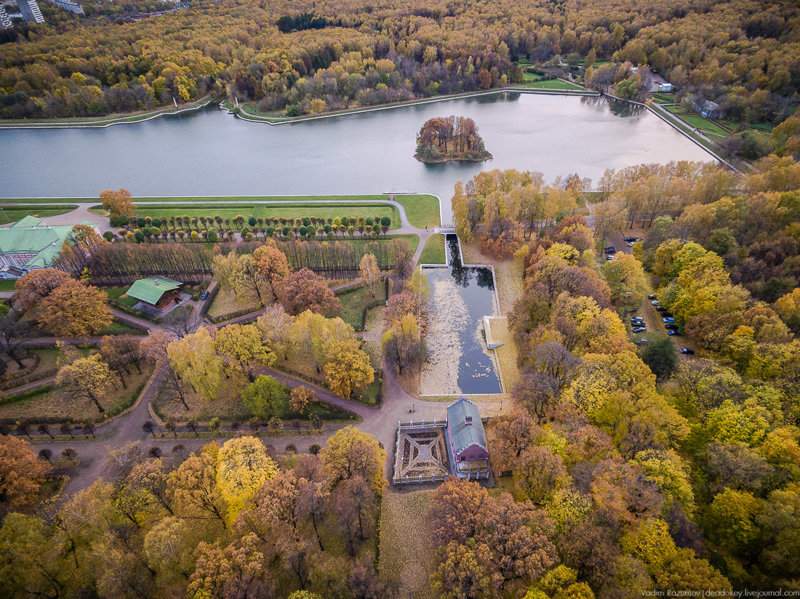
0, 92, 714, 222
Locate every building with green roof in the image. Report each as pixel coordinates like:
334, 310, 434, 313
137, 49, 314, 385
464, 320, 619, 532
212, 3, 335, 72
446, 398, 489, 478
0, 216, 97, 272
125, 277, 182, 311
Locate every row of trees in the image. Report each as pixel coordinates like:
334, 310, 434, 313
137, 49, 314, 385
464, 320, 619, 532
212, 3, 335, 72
116, 212, 391, 233
59, 236, 412, 285
0, 430, 392, 598
451, 168, 586, 248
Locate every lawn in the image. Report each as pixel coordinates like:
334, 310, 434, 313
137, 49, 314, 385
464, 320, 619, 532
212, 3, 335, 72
677, 113, 729, 137
330, 233, 419, 252
490, 317, 520, 393
379, 489, 437, 598
418, 234, 446, 265
154, 377, 353, 423
0, 367, 152, 423
521, 79, 584, 90
206, 287, 260, 321
337, 283, 388, 331
103, 286, 138, 308
522, 71, 543, 82
98, 320, 143, 335
0, 347, 79, 389
126, 202, 401, 229
0, 280, 15, 291
0, 205, 76, 224
652, 92, 677, 104
394, 194, 440, 229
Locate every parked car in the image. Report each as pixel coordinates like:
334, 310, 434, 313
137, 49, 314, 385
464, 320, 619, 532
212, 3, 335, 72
662, 317, 676, 324
201, 291, 209, 300
0, 271, 15, 280
632, 327, 647, 333
668, 330, 679, 336
647, 294, 656, 300
634, 338, 648, 345
679, 348, 695, 355
665, 324, 679, 331
604, 246, 616, 254
651, 300, 660, 306
624, 237, 638, 243
656, 306, 666, 312
631, 319, 645, 326
606, 255, 614, 261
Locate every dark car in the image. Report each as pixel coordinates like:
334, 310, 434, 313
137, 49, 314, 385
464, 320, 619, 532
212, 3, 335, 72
201, 291, 209, 300
662, 312, 673, 318
668, 330, 679, 336
604, 246, 616, 254
647, 294, 656, 300
656, 306, 666, 312
665, 324, 679, 331
624, 237, 638, 243
679, 348, 695, 355
662, 317, 676, 324
632, 327, 647, 333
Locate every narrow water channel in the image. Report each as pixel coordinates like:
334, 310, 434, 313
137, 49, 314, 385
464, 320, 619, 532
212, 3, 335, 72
419, 235, 502, 395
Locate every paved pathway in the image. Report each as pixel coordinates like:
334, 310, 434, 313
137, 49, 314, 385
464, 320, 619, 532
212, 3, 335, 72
2, 194, 473, 498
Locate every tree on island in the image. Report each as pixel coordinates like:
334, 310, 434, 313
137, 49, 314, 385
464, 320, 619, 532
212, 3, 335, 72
415, 116, 492, 163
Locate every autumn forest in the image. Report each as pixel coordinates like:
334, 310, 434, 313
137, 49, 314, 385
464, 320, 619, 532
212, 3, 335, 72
0, 0, 798, 123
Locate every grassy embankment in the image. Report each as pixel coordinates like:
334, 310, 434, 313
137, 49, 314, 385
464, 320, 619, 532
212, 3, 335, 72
1, 195, 440, 230
651, 91, 771, 164
0, 96, 213, 128
418, 234, 446, 264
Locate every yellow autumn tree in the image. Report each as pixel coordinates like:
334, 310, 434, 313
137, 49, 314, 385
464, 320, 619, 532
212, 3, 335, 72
100, 188, 136, 219
213, 324, 276, 381
323, 339, 374, 399
167, 327, 225, 401
320, 426, 386, 494
56, 354, 112, 413
288, 310, 356, 373
359, 253, 380, 298
215, 437, 277, 526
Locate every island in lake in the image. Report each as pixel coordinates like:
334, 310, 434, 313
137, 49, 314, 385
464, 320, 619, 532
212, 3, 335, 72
415, 115, 493, 164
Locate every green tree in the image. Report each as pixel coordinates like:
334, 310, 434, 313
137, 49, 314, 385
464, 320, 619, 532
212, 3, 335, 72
242, 375, 290, 419
638, 335, 679, 381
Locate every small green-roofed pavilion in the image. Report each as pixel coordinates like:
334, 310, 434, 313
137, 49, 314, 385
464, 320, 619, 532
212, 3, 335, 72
125, 277, 181, 306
